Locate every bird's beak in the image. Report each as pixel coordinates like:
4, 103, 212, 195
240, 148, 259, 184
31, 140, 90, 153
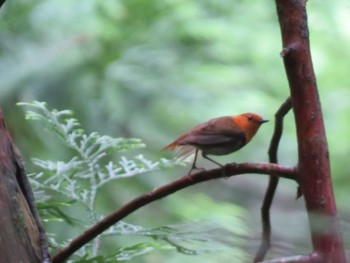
259, 119, 269, 124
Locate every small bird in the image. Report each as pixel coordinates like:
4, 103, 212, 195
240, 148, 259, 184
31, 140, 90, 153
163, 113, 268, 173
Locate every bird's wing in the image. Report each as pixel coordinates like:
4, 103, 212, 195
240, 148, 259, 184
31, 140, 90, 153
180, 117, 246, 154
163, 116, 245, 151
191, 117, 245, 137
181, 133, 245, 155
181, 134, 236, 146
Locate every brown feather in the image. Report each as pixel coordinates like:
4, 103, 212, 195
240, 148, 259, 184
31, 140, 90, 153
163, 113, 268, 171
163, 116, 246, 156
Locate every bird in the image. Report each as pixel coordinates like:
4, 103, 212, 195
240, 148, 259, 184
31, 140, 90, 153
163, 113, 268, 174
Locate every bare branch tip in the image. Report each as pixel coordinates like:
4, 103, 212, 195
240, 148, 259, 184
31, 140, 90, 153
280, 43, 299, 57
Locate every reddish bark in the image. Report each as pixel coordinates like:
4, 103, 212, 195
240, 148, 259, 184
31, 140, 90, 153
275, 0, 346, 262
0, 110, 50, 262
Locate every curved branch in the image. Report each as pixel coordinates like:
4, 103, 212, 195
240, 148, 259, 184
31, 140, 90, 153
255, 97, 292, 262
261, 253, 322, 263
268, 97, 292, 163
52, 162, 296, 263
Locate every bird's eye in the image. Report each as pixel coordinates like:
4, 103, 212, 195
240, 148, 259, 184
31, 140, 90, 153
247, 115, 253, 121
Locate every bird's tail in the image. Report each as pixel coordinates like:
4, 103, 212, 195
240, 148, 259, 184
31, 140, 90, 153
162, 141, 178, 151
163, 142, 196, 160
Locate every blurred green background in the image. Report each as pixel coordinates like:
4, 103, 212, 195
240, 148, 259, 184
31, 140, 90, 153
1, 0, 349, 262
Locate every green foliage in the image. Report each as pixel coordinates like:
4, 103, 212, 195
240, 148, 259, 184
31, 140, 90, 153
18, 101, 247, 262
2, 0, 350, 260
19, 101, 158, 206
76, 243, 168, 263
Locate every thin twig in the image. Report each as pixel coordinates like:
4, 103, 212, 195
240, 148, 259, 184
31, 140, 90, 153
52, 162, 296, 263
254, 97, 292, 263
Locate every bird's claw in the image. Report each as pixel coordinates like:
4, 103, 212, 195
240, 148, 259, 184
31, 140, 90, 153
186, 166, 205, 177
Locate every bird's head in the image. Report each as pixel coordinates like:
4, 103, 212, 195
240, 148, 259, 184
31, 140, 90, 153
233, 113, 268, 142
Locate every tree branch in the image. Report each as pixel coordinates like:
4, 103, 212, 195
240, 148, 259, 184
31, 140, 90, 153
254, 97, 292, 262
0, 0, 6, 9
260, 253, 322, 263
268, 97, 292, 163
52, 162, 296, 263
275, 0, 346, 262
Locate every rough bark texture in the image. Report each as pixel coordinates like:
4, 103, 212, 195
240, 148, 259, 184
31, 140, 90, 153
275, 0, 346, 262
0, 110, 48, 263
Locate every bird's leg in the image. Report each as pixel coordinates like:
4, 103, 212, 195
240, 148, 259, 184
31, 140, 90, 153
187, 148, 206, 176
191, 148, 199, 170
187, 148, 199, 175
202, 154, 223, 168
203, 154, 229, 177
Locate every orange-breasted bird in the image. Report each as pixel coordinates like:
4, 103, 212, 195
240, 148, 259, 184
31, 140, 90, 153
163, 113, 268, 173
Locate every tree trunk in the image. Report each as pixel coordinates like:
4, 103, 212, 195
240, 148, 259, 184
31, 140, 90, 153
0, 110, 50, 263
275, 0, 346, 262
